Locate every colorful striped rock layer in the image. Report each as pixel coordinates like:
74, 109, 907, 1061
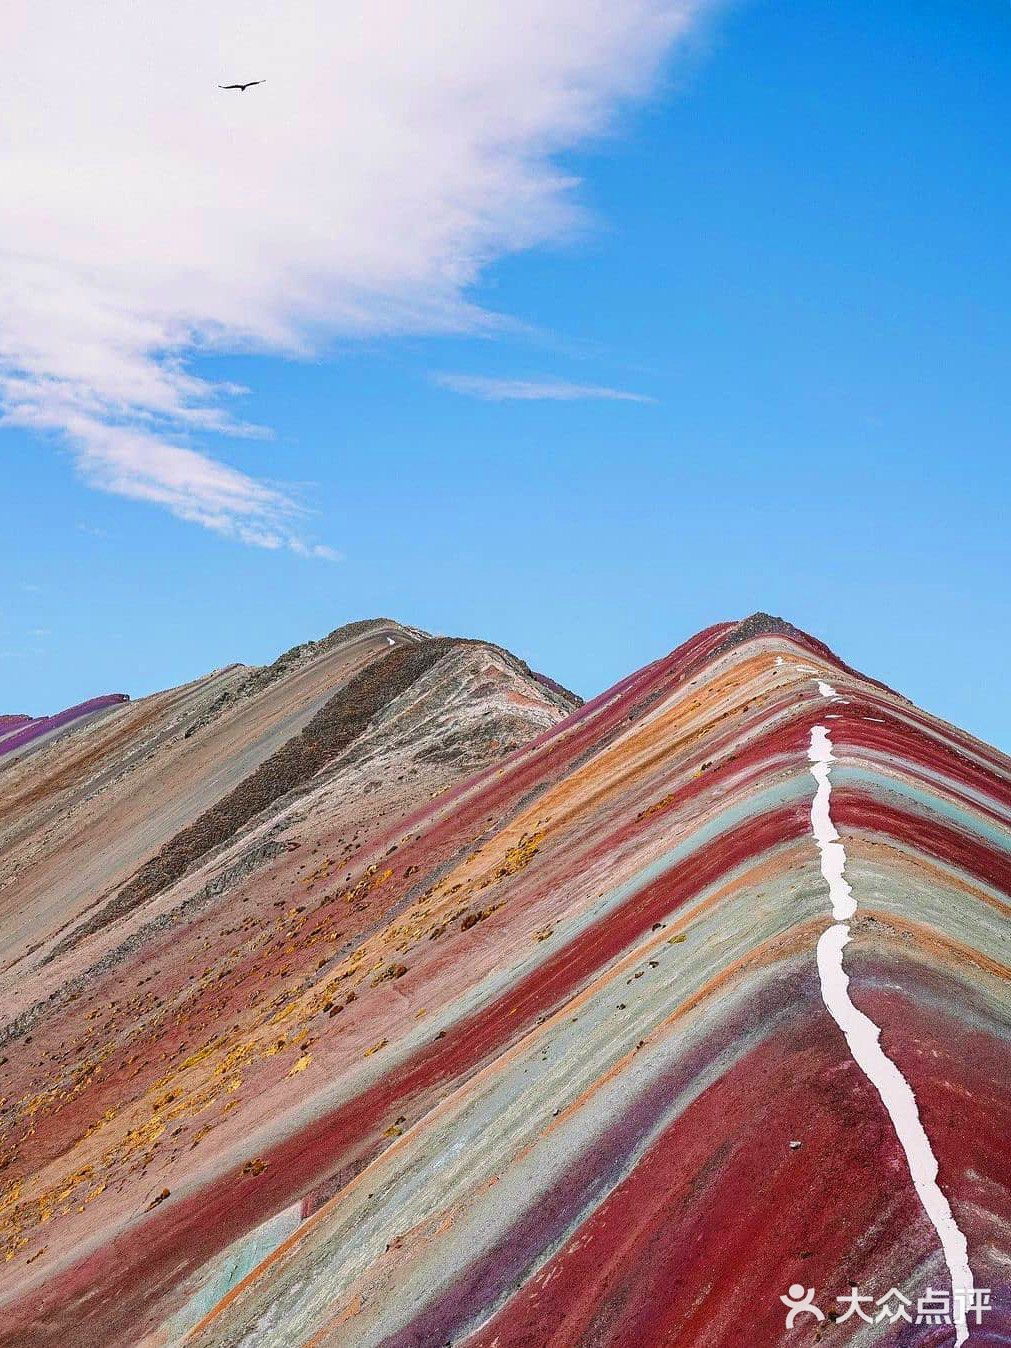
0, 613, 1007, 1347
0, 695, 129, 763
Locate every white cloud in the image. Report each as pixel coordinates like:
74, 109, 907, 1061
1, 1, 711, 551
434, 373, 657, 402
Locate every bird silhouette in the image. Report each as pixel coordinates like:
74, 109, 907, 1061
218, 80, 265, 92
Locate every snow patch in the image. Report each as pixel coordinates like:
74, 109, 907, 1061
807, 722, 974, 1346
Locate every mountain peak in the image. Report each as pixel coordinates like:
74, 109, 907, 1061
1, 619, 1007, 1346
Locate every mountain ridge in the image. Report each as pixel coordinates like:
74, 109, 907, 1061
0, 614, 1007, 1346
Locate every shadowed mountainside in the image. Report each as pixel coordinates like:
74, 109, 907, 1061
0, 615, 1007, 1347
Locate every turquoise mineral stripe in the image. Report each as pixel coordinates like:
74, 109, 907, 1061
832, 765, 1011, 855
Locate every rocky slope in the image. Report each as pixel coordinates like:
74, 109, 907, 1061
0, 696, 129, 763
0, 615, 1007, 1347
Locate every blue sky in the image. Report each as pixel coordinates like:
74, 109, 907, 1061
4, 0, 1010, 750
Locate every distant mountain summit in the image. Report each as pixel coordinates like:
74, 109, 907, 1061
0, 695, 129, 762
0, 615, 1007, 1347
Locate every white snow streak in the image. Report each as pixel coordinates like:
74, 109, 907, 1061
807, 705, 974, 1346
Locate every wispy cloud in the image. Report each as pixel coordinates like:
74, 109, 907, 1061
2, 1, 711, 551
433, 373, 657, 403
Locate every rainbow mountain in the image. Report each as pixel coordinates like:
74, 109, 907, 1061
0, 614, 1007, 1347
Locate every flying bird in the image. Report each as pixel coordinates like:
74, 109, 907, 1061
218, 80, 265, 92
